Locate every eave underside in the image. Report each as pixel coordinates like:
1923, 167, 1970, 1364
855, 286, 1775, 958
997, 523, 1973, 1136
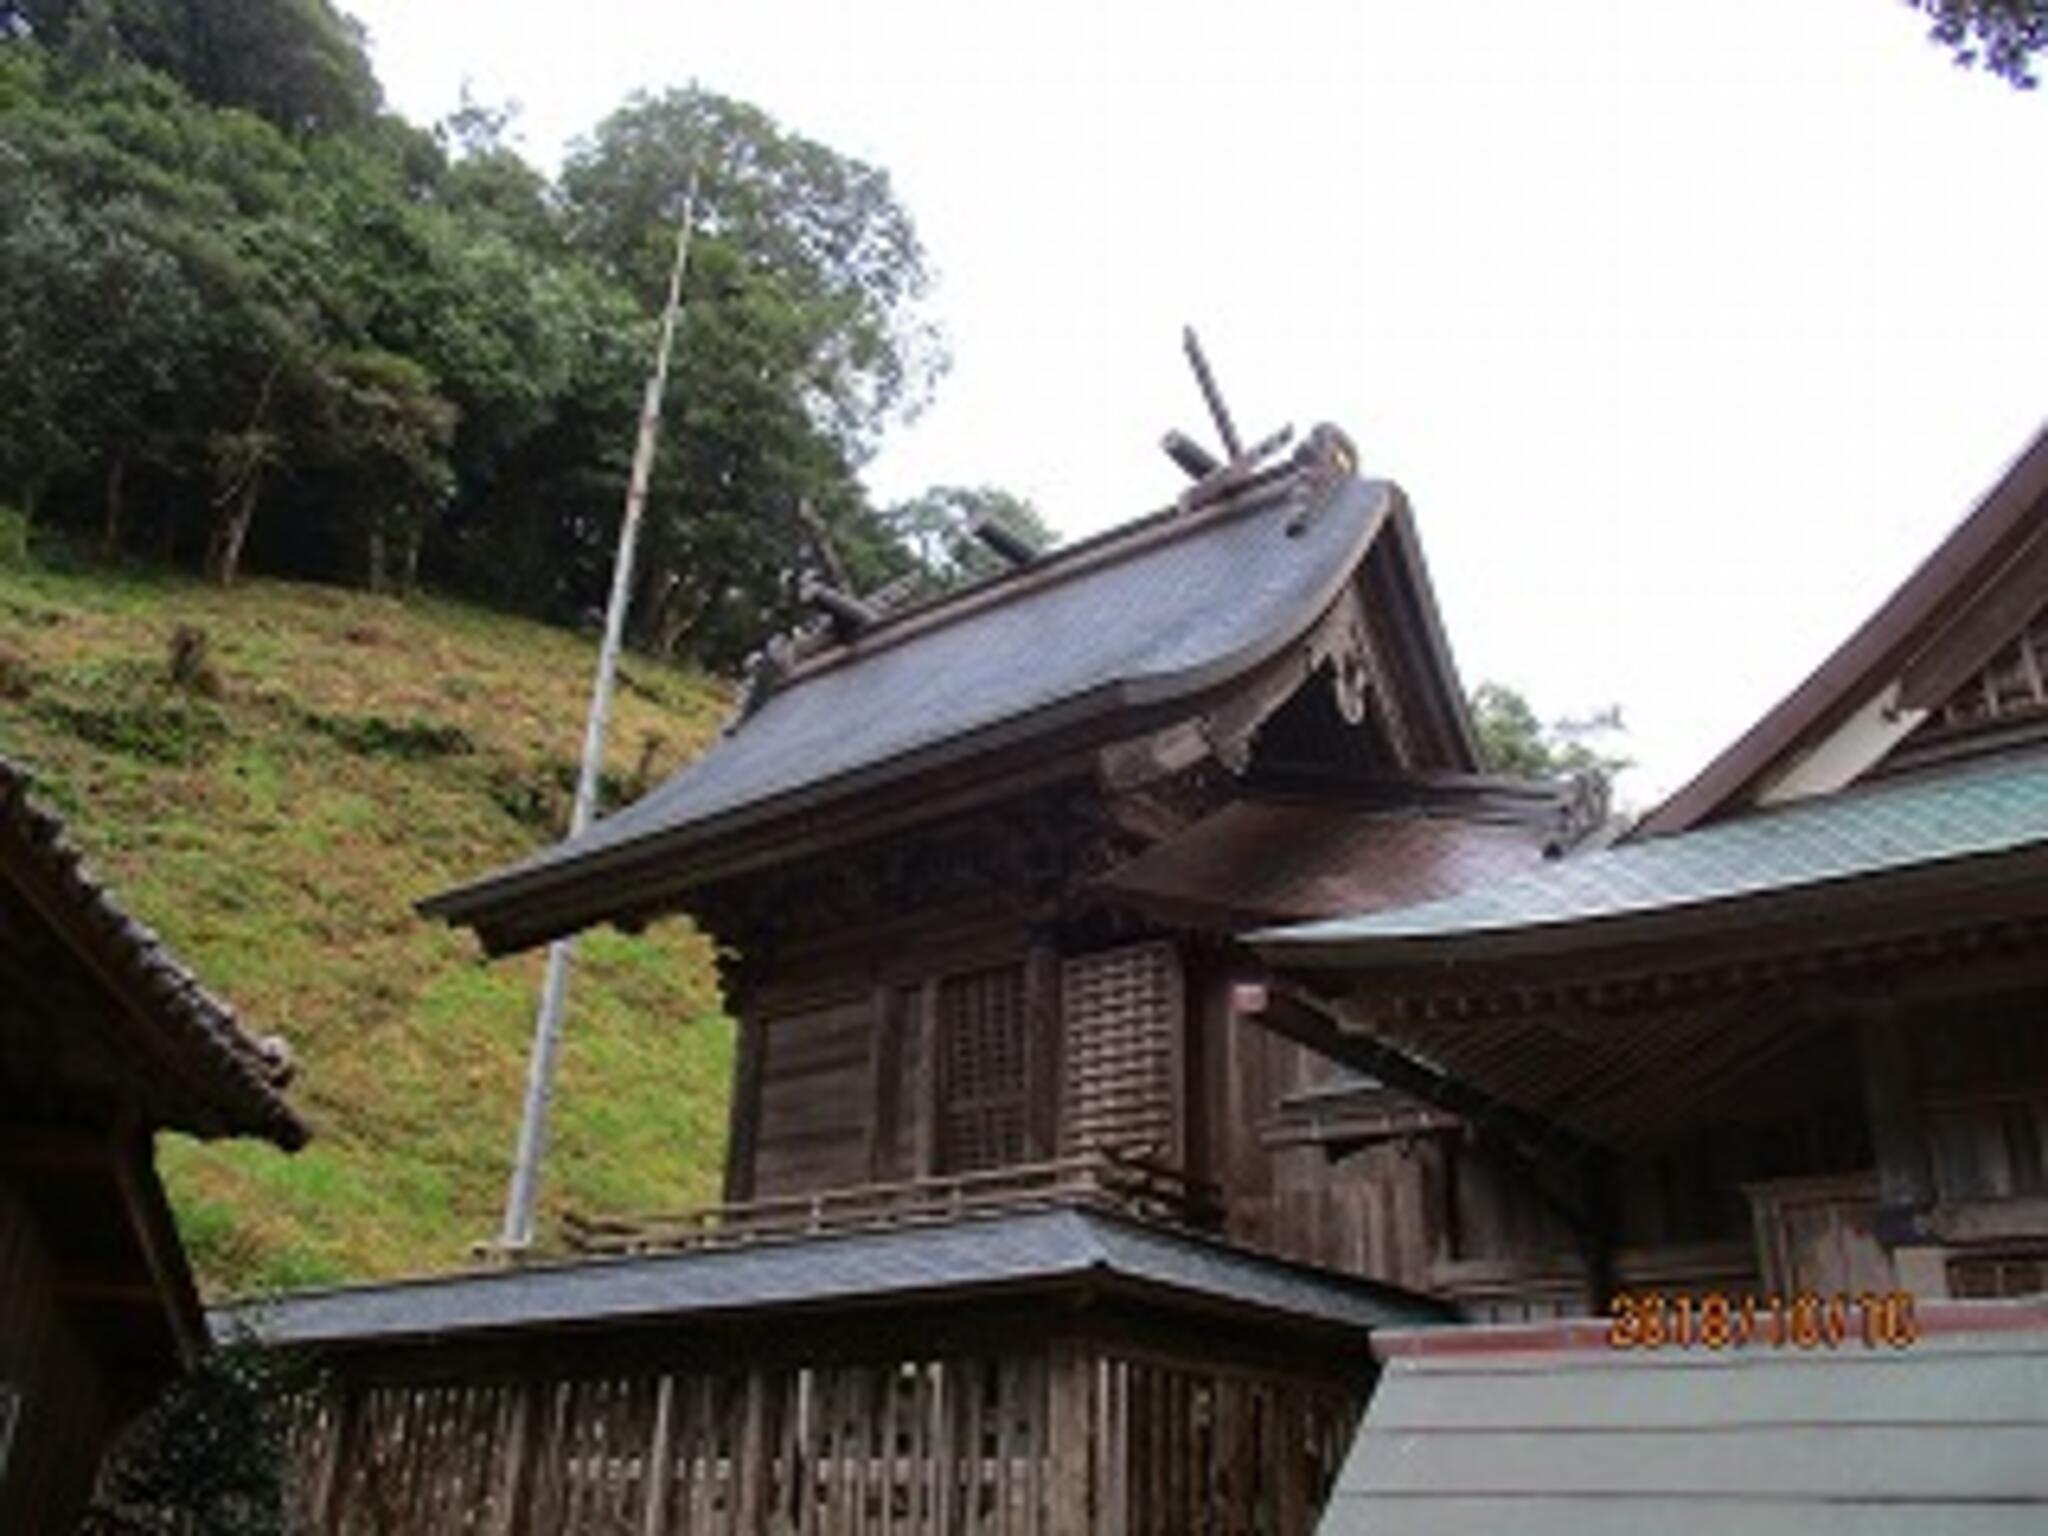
1269, 851, 2048, 1152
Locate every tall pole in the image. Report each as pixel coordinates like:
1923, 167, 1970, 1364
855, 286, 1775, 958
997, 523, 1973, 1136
497, 173, 698, 1256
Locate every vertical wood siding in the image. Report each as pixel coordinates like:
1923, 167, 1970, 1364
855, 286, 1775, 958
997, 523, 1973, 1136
753, 999, 878, 1199
292, 1336, 1362, 1536
0, 1171, 117, 1532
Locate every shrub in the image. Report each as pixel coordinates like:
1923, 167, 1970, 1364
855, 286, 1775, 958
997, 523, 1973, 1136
0, 506, 27, 567
81, 1341, 313, 1536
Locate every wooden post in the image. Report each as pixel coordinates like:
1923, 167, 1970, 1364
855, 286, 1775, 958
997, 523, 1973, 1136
1856, 1005, 1937, 1245
916, 980, 941, 1176
1274, 1391, 1308, 1536
868, 984, 903, 1181
308, 1382, 359, 1535
494, 1379, 544, 1536
1024, 936, 1060, 1161
641, 1374, 676, 1536
726, 1018, 765, 1204
1046, 1341, 1092, 1535
735, 1369, 775, 1534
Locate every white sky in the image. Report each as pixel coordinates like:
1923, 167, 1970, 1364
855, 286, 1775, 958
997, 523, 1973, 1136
344, 0, 2048, 805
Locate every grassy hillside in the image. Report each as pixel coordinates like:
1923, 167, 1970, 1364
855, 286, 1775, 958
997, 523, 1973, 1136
0, 551, 735, 1296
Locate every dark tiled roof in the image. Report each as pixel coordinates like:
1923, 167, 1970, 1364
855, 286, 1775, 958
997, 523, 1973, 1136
425, 468, 1448, 939
214, 1206, 1448, 1348
0, 758, 305, 1148
1323, 1310, 2048, 1534
1254, 748, 2048, 963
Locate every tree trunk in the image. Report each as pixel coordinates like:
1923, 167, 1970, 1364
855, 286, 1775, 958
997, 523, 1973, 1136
100, 453, 127, 561
397, 528, 422, 598
206, 475, 260, 587
18, 477, 43, 529
366, 526, 388, 595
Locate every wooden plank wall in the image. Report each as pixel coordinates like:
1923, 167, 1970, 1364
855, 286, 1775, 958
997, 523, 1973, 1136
302, 1351, 1054, 1535
292, 1334, 1362, 1536
1195, 969, 1441, 1292
752, 998, 878, 1200
1085, 1348, 1361, 1536
0, 1169, 118, 1532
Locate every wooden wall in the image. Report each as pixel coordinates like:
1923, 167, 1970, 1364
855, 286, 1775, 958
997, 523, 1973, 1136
750, 996, 877, 1201
728, 913, 1200, 1209
0, 1168, 119, 1531
288, 1319, 1366, 1536
1914, 992, 2048, 1207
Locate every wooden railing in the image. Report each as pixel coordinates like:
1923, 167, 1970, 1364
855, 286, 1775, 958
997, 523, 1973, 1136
561, 1150, 1221, 1257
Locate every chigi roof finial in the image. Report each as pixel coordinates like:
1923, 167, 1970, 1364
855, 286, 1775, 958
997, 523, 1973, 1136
1164, 326, 1295, 513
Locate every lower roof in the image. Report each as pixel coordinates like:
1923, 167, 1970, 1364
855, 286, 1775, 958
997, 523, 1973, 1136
1095, 794, 1561, 931
1321, 1301, 2048, 1535
215, 1206, 1449, 1350
1255, 746, 2048, 971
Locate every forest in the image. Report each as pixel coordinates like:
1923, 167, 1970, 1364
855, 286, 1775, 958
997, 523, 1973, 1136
0, 0, 1047, 673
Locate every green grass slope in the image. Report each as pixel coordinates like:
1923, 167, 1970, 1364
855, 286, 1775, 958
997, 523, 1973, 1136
0, 554, 734, 1295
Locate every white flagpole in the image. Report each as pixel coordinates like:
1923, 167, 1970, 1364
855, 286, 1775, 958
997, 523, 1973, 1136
496, 173, 699, 1256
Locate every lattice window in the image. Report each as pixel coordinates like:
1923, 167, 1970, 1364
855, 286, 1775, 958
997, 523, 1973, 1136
937, 966, 1027, 1173
1948, 1249, 2048, 1299
1929, 605, 2048, 733
1061, 943, 1181, 1161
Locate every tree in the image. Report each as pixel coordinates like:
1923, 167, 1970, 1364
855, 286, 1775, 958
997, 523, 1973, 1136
557, 86, 950, 668
303, 347, 457, 593
1470, 682, 1630, 802
1908, 1, 2048, 87
7, 0, 380, 131
561, 86, 945, 449
881, 485, 1057, 594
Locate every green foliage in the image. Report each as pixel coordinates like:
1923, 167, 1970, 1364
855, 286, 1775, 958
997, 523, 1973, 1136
300, 708, 474, 760
882, 485, 1057, 594
0, 559, 735, 1289
0, 506, 27, 565
1470, 681, 1630, 796
0, 36, 996, 674
10, 0, 380, 131
1908, 1, 2048, 86
558, 85, 953, 667
81, 1340, 307, 1536
32, 659, 229, 762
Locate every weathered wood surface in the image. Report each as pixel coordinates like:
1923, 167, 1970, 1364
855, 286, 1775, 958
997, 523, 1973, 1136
563, 1151, 1217, 1256
292, 1335, 1361, 1535
0, 1169, 119, 1531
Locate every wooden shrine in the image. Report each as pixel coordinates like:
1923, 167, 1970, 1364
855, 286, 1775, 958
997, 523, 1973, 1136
249, 421, 1564, 1533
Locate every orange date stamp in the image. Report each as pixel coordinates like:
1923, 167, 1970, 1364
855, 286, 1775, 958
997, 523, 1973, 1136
1607, 1290, 1918, 1351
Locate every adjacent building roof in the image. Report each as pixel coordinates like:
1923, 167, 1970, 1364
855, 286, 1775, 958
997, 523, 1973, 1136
1641, 421, 2048, 836
0, 758, 304, 1148
216, 1205, 1450, 1349
425, 440, 1482, 953
1254, 745, 2048, 969
1319, 1304, 2048, 1535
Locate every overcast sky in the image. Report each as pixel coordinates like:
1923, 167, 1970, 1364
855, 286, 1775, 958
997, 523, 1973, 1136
343, 0, 2048, 804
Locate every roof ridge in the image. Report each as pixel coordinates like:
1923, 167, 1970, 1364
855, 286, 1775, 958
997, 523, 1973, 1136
755, 452, 1327, 706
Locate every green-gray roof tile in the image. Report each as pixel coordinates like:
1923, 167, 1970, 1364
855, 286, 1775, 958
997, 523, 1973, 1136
1257, 748, 2048, 954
